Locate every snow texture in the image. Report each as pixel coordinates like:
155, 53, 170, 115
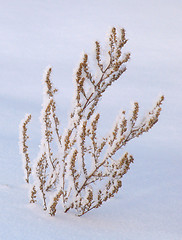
0, 0, 182, 239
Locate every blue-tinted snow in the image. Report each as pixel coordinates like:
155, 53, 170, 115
0, 0, 182, 239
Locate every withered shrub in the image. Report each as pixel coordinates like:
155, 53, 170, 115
19, 27, 164, 216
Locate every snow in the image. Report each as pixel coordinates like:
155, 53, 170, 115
0, 0, 182, 239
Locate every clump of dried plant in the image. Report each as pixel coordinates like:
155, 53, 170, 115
19, 27, 164, 217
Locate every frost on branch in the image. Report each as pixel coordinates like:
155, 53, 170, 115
19, 114, 32, 183
19, 27, 164, 217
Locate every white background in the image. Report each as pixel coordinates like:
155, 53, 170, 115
0, 0, 182, 239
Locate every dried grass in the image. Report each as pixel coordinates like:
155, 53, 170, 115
19, 27, 164, 216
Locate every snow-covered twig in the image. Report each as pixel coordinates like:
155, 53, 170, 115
19, 27, 164, 217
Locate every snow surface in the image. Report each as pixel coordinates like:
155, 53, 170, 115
0, 0, 182, 239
